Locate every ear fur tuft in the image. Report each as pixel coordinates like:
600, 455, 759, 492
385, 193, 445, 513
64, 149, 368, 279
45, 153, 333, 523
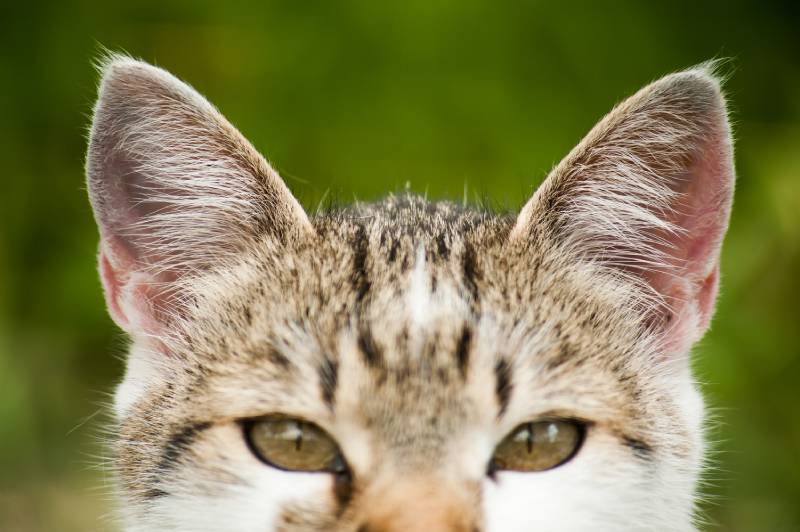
86, 54, 311, 336
512, 64, 735, 353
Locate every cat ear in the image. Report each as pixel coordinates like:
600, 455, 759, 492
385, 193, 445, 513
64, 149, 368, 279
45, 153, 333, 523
511, 65, 734, 354
86, 55, 312, 337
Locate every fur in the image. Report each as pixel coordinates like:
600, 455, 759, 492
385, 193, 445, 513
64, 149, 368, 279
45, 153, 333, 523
85, 55, 735, 531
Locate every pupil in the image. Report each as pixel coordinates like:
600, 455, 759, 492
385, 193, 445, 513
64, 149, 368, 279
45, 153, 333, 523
294, 422, 303, 451
526, 423, 534, 453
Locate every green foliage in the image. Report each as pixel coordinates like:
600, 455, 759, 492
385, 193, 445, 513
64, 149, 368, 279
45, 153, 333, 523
1, 1, 798, 530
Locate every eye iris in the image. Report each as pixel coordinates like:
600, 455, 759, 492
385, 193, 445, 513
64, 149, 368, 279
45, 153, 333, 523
246, 418, 340, 472
492, 420, 583, 472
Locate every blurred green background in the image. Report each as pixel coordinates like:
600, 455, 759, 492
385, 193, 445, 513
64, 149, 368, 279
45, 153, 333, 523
1, 1, 799, 530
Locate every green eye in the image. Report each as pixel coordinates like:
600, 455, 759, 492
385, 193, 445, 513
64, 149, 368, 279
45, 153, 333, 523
245, 417, 343, 473
491, 420, 584, 472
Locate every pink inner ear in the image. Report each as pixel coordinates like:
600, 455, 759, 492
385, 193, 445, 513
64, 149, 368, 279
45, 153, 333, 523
99, 247, 129, 330
680, 129, 733, 272
647, 126, 733, 347
98, 236, 173, 338
697, 265, 720, 332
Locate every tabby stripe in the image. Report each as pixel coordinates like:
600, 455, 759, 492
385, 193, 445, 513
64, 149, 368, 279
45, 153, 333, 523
157, 421, 212, 473
462, 241, 480, 309
351, 225, 371, 302
319, 358, 339, 409
455, 326, 472, 378
436, 232, 450, 259
358, 326, 384, 368
622, 435, 654, 460
494, 359, 513, 418
267, 346, 292, 369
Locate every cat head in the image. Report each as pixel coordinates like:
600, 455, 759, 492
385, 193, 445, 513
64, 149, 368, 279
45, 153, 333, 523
86, 56, 734, 531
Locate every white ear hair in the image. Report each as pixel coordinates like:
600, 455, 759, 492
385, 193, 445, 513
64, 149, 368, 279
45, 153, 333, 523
86, 54, 312, 336
512, 63, 735, 353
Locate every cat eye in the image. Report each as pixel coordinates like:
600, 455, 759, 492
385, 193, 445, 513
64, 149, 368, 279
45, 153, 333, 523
244, 417, 345, 473
490, 420, 584, 472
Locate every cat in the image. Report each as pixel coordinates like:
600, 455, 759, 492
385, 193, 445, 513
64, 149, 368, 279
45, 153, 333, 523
85, 55, 734, 531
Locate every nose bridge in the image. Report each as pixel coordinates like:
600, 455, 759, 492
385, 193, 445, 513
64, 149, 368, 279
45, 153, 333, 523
357, 475, 480, 532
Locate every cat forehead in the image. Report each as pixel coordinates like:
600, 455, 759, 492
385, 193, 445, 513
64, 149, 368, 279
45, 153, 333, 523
175, 197, 651, 421
188, 196, 637, 347
192, 196, 508, 331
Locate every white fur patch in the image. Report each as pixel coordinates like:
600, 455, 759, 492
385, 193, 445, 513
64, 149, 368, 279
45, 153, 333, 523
114, 341, 165, 417
407, 245, 431, 326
